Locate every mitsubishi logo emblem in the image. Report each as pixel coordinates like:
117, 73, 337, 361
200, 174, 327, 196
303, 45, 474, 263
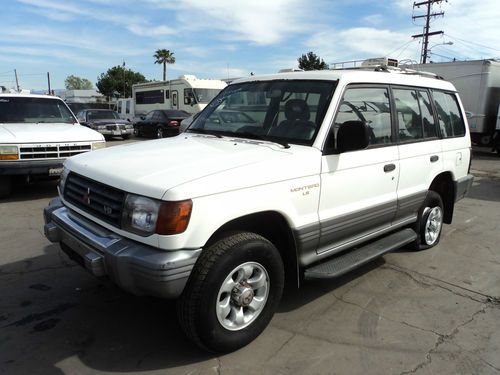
82, 187, 91, 205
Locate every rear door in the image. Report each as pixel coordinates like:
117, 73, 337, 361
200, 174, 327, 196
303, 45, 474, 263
318, 85, 399, 254
393, 87, 443, 222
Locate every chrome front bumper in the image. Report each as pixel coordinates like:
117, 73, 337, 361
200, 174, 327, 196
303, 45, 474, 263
43, 198, 201, 299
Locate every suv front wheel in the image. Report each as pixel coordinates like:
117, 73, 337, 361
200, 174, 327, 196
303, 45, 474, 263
177, 232, 284, 353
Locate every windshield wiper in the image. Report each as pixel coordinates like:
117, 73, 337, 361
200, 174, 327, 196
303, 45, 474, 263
187, 128, 223, 138
234, 132, 290, 149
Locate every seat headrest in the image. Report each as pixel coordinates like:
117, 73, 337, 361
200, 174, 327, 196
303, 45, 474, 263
285, 99, 310, 121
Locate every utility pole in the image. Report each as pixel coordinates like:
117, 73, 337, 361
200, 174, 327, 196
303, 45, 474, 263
14, 69, 20, 92
47, 72, 51, 95
411, 0, 445, 64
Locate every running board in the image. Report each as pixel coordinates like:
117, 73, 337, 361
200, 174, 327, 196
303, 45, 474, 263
304, 228, 417, 280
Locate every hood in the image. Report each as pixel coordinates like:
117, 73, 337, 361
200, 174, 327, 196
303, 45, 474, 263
0, 123, 104, 143
89, 119, 130, 125
65, 134, 321, 200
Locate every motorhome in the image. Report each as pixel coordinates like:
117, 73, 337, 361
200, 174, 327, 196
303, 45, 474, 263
116, 75, 227, 122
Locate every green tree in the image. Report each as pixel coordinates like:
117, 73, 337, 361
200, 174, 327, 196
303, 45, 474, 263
96, 65, 146, 99
64, 75, 93, 90
297, 52, 329, 71
154, 49, 176, 81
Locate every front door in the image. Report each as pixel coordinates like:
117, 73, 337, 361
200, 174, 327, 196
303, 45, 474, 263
172, 91, 178, 110
318, 85, 399, 254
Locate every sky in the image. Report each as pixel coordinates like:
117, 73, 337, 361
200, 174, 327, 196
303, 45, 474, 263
1, 0, 499, 91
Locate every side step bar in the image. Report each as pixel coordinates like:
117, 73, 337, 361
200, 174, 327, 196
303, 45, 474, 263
304, 228, 417, 280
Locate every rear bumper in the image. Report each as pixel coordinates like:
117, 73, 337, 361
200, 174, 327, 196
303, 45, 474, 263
97, 128, 133, 136
455, 174, 474, 202
43, 198, 200, 299
0, 160, 64, 176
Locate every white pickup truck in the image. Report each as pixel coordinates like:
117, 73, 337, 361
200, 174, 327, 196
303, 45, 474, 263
44, 68, 473, 352
0, 94, 105, 197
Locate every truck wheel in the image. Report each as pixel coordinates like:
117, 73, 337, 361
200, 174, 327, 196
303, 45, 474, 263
177, 232, 284, 353
411, 191, 444, 250
156, 128, 164, 139
0, 176, 13, 199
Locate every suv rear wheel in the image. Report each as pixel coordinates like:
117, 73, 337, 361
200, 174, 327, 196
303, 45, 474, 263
411, 191, 444, 250
177, 232, 284, 353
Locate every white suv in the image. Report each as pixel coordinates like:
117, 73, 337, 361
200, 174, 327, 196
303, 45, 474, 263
0, 94, 105, 197
44, 68, 473, 352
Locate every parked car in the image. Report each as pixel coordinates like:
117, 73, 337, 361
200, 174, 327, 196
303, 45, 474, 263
44, 65, 473, 353
134, 110, 190, 138
0, 94, 104, 198
76, 109, 133, 140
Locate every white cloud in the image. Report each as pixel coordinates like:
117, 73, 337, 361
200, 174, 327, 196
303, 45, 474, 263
306, 27, 416, 64
148, 0, 324, 45
126, 24, 175, 37
362, 14, 384, 26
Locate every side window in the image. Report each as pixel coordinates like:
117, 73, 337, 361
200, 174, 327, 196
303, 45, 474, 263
117, 101, 122, 113
334, 87, 392, 146
165, 90, 170, 99
145, 111, 155, 120
125, 100, 130, 114
432, 91, 466, 138
393, 88, 438, 142
419, 91, 438, 138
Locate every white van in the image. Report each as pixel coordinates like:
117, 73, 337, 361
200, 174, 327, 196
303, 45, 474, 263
0, 94, 105, 198
44, 67, 473, 352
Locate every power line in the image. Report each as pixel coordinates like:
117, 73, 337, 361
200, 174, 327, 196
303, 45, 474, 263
445, 33, 500, 53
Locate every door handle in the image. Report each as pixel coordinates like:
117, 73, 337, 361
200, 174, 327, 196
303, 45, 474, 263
430, 155, 439, 162
384, 164, 396, 172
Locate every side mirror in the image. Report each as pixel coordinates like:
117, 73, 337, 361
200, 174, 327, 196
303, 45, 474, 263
140, 116, 145, 120
336, 121, 370, 153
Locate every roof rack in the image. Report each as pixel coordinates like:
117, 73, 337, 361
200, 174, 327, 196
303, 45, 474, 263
329, 57, 443, 79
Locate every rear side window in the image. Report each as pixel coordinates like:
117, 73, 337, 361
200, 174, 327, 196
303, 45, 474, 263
334, 87, 392, 146
432, 91, 466, 138
393, 88, 438, 141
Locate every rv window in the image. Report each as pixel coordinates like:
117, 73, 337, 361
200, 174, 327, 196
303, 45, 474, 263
136, 90, 165, 105
126, 100, 130, 114
165, 90, 170, 99
117, 101, 122, 113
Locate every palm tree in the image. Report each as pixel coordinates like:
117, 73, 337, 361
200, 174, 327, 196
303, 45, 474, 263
154, 49, 176, 81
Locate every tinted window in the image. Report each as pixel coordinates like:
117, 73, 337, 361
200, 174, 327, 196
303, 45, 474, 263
87, 111, 119, 121
393, 89, 437, 141
432, 91, 466, 138
334, 87, 392, 146
0, 97, 75, 123
144, 111, 155, 120
163, 110, 190, 118
136, 90, 164, 105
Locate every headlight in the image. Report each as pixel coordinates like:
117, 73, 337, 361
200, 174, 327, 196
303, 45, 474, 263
59, 166, 69, 194
92, 142, 106, 150
121, 194, 192, 236
0, 145, 19, 160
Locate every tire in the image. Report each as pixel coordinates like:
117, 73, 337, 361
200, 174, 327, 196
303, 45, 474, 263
411, 191, 444, 250
133, 127, 141, 137
156, 127, 164, 139
177, 232, 284, 353
0, 176, 13, 199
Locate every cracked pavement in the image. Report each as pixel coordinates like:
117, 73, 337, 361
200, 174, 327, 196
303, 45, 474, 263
0, 143, 499, 375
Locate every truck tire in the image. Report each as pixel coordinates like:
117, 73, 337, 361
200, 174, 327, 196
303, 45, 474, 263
0, 176, 13, 199
177, 232, 284, 353
411, 191, 444, 251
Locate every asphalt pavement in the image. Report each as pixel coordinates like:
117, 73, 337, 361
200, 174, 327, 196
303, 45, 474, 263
1, 140, 499, 375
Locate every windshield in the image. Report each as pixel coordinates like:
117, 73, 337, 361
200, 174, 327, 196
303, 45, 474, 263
188, 80, 337, 145
88, 110, 120, 121
0, 97, 76, 123
193, 88, 223, 104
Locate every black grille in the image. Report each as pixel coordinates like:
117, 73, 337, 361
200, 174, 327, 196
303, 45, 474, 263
64, 172, 125, 227
106, 125, 117, 130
